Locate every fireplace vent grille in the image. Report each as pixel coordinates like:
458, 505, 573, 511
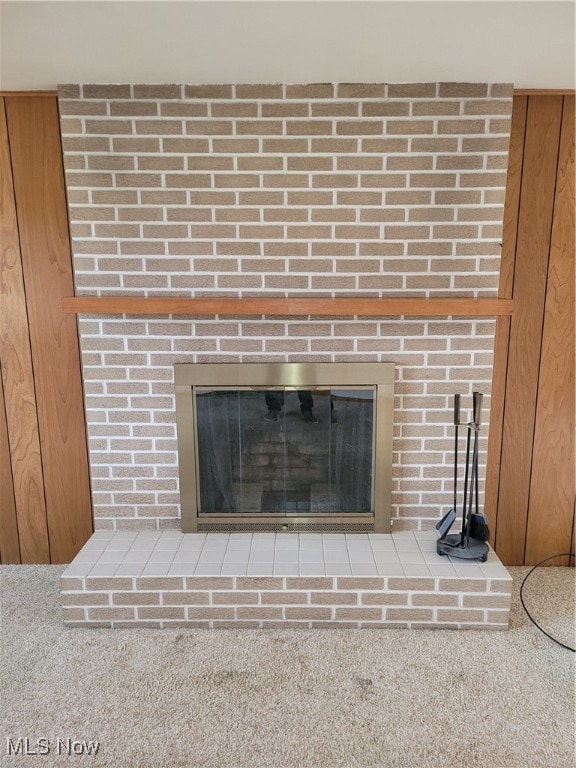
198, 523, 374, 533
198, 522, 374, 533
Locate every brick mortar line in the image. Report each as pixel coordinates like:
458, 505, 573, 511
62, 587, 503, 596
64, 124, 508, 135
70, 227, 501, 233
66, 97, 507, 104
70, 231, 500, 238
72, 237, 496, 243
67, 600, 512, 613
61, 111, 510, 118
66, 202, 506, 208
75, 274, 500, 281
62, 619, 509, 628
62, 109, 509, 125
68, 82, 506, 96
78, 269, 496, 280
78, 325, 495, 332
60, 97, 511, 104
62, 153, 508, 164
63, 590, 503, 597
63, 176, 506, 184
71, 208, 503, 214
61, 130, 508, 138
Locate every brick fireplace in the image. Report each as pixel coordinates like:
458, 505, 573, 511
58, 82, 514, 628
59, 81, 512, 532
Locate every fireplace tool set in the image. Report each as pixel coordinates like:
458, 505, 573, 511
436, 392, 490, 562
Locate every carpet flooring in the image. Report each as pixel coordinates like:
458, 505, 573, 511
1, 564, 574, 768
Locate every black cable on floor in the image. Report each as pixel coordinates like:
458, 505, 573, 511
519, 553, 575, 652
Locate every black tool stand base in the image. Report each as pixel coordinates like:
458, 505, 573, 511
436, 534, 489, 562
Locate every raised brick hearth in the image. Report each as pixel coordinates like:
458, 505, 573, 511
61, 531, 512, 629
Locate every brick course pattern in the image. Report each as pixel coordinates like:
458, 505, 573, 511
58, 83, 512, 531
62, 571, 512, 630
60, 532, 512, 629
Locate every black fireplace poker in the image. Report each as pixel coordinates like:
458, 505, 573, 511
435, 391, 490, 563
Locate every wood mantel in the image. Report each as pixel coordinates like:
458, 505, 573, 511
61, 296, 514, 317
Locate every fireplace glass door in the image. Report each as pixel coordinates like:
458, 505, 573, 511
175, 363, 394, 532
195, 387, 375, 517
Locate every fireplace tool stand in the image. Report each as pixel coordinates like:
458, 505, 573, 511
436, 392, 490, 563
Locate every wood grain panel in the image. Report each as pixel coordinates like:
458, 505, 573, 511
0, 373, 21, 563
485, 97, 528, 540
0, 91, 59, 97
514, 89, 576, 96
0, 99, 50, 563
485, 314, 511, 544
5, 96, 93, 563
525, 97, 575, 565
494, 96, 564, 564
61, 296, 515, 318
498, 96, 528, 300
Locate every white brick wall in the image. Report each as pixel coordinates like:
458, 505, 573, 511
58, 82, 512, 531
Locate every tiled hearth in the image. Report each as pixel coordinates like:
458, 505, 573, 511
61, 531, 512, 629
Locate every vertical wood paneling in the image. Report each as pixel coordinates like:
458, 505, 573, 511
525, 97, 575, 565
0, 373, 21, 563
489, 94, 575, 565
494, 96, 563, 564
485, 96, 527, 540
0, 98, 50, 563
5, 96, 92, 563
498, 96, 529, 299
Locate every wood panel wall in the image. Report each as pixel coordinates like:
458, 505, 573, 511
486, 94, 575, 566
0, 95, 93, 564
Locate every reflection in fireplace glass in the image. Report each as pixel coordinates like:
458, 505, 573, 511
195, 388, 375, 515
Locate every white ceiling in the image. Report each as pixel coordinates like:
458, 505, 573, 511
1, 1, 574, 91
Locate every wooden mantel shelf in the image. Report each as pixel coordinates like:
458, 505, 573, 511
62, 296, 514, 317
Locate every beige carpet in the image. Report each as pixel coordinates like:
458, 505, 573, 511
1, 564, 574, 768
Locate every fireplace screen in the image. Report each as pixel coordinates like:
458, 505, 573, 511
175, 363, 394, 532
